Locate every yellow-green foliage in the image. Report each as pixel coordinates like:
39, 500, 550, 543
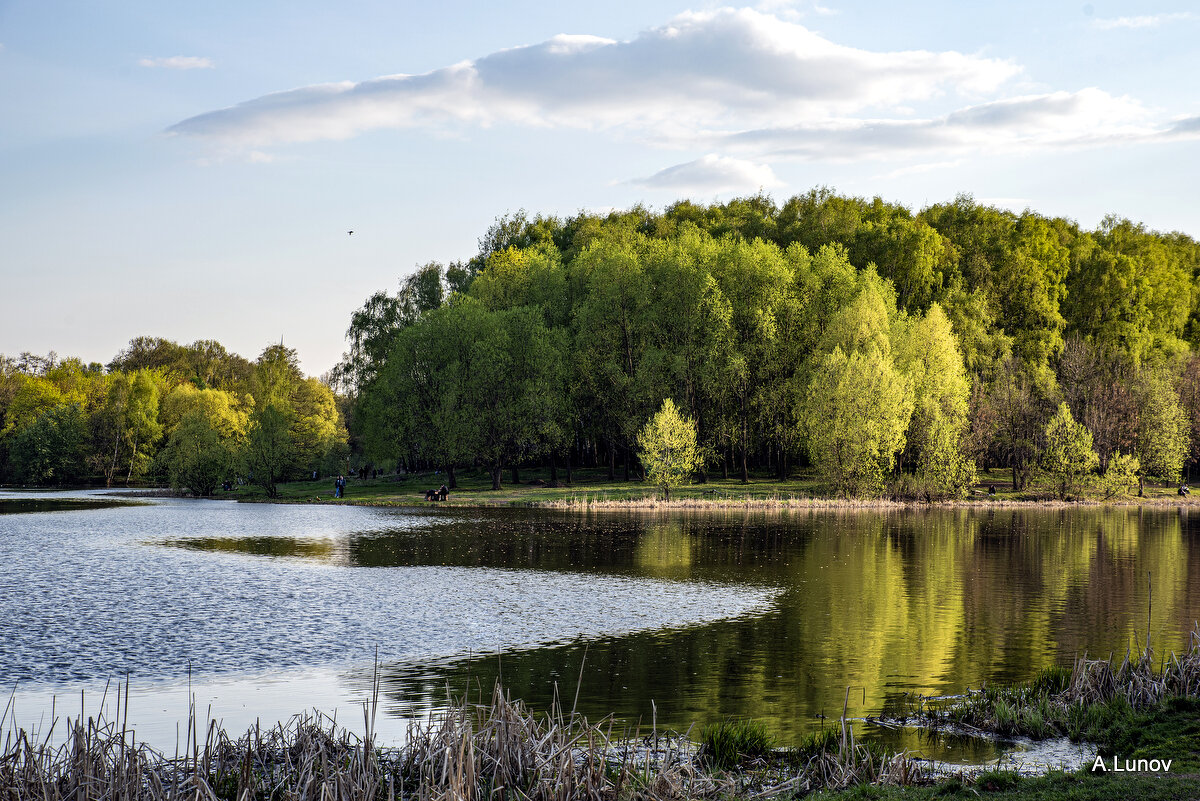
636, 398, 700, 501
1042, 402, 1099, 499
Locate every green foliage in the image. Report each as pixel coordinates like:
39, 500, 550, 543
6, 403, 88, 485
698, 718, 774, 769
160, 410, 234, 496
1095, 452, 1140, 500
1137, 371, 1190, 483
895, 303, 976, 497
1042, 403, 1099, 499
244, 404, 291, 498
636, 398, 700, 501
803, 345, 913, 497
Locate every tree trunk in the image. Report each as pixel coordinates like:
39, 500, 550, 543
511, 466, 520, 484
608, 443, 616, 481
447, 464, 457, 490
623, 447, 630, 482
723, 446, 729, 480
778, 447, 788, 481
491, 461, 502, 491
741, 445, 749, 484
549, 454, 558, 484
564, 451, 572, 485
126, 434, 138, 487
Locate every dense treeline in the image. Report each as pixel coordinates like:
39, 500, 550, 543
0, 338, 348, 495
336, 191, 1200, 497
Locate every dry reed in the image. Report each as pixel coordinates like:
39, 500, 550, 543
0, 680, 927, 801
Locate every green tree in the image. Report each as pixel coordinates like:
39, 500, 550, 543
1096, 452, 1139, 500
1041, 403, 1099, 500
7, 403, 88, 485
244, 404, 291, 497
1136, 371, 1190, 489
161, 410, 234, 496
802, 346, 913, 496
893, 303, 976, 497
636, 398, 701, 501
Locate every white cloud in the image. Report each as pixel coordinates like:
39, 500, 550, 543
630, 154, 781, 193
1092, 12, 1194, 29
167, 7, 1016, 147
139, 56, 214, 70
715, 88, 1176, 161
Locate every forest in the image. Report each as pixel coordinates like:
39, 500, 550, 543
331, 190, 1200, 498
4, 190, 1200, 499
0, 339, 348, 496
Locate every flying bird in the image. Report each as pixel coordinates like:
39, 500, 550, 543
347, 230, 354, 236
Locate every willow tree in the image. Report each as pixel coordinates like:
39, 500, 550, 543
803, 346, 913, 497
894, 303, 976, 497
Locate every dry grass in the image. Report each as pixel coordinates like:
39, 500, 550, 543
0, 680, 928, 801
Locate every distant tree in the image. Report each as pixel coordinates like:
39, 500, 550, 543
254, 344, 302, 410
1136, 371, 1190, 490
1042, 403, 1098, 500
803, 345, 913, 497
161, 411, 233, 496
636, 398, 701, 501
7, 404, 88, 485
1096, 452, 1139, 500
893, 303, 976, 496
244, 404, 291, 498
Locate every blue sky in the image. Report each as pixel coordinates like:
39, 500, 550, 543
2, 0, 1198, 375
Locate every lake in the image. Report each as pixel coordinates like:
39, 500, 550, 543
2, 490, 1196, 765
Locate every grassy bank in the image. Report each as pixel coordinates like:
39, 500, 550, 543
222, 465, 1200, 511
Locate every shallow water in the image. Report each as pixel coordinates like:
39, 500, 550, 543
2, 491, 1197, 764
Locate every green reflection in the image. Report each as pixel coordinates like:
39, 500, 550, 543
0, 498, 141, 514
332, 507, 1197, 750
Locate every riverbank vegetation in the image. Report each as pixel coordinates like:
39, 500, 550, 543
3, 667, 1197, 801
332, 191, 1200, 502
0, 339, 347, 496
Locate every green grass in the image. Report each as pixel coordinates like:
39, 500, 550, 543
219, 465, 1194, 509
698, 718, 776, 769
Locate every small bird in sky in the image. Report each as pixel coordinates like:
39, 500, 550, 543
347, 230, 354, 236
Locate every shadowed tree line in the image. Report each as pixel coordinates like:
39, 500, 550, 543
335, 190, 1200, 498
0, 338, 347, 496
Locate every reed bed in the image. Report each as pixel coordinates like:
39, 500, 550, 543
0, 682, 928, 801
888, 623, 1200, 741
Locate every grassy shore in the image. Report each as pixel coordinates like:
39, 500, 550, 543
223, 465, 1200, 511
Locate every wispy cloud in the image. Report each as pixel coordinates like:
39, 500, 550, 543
1092, 11, 1195, 29
630, 154, 781, 193
164, 6, 1200, 184
712, 88, 1183, 161
140, 56, 214, 70
168, 8, 1015, 147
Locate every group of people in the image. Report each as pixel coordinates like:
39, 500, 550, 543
334, 475, 347, 498
424, 484, 449, 502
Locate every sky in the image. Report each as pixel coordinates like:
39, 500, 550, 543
2, 0, 1199, 376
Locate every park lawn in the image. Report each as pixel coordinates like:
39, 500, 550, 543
225, 465, 1194, 508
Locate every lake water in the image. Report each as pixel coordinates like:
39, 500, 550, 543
2, 490, 1196, 766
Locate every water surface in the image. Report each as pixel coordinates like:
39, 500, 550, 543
2, 491, 1196, 764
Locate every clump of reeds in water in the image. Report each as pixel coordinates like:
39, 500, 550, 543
892, 623, 1200, 742
0, 680, 930, 801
